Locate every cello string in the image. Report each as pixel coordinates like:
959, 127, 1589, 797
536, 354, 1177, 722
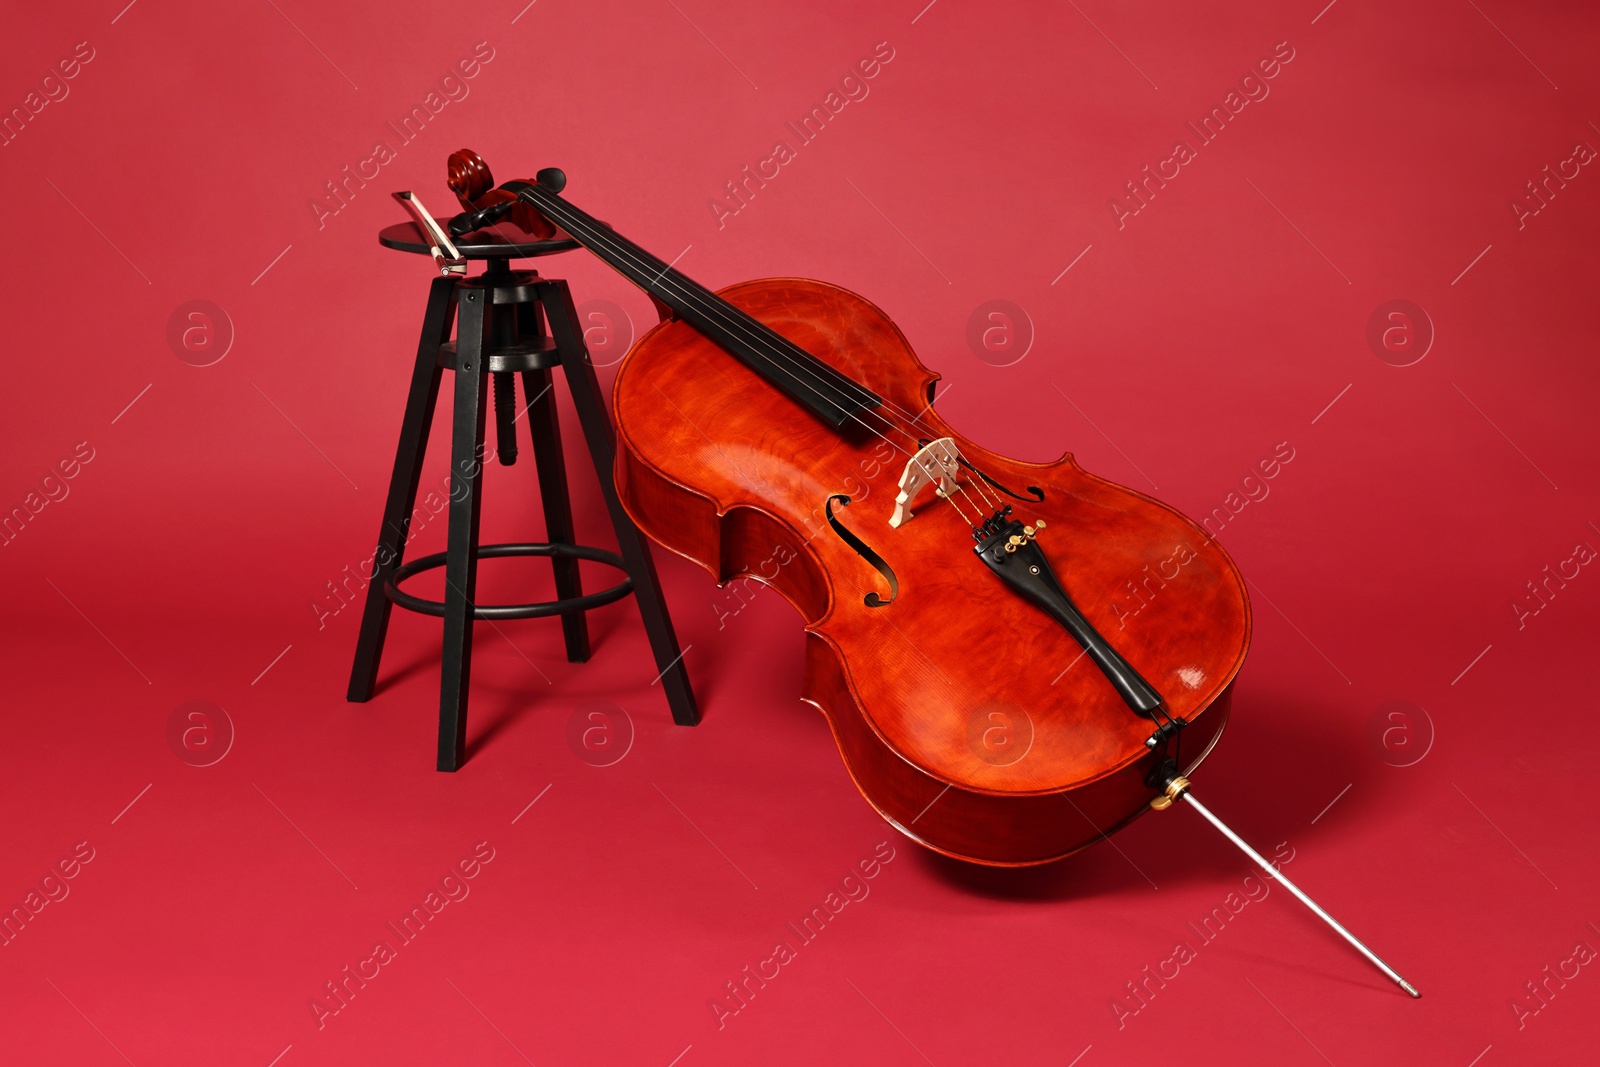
536, 198, 997, 518
528, 191, 1007, 522
519, 192, 965, 472
910, 398, 1004, 511
892, 385, 1006, 511
538, 198, 1006, 519
525, 196, 996, 521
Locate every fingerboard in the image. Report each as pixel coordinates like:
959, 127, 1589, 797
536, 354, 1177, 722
509, 181, 882, 429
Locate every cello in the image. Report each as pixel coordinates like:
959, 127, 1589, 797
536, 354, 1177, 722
434, 150, 1418, 997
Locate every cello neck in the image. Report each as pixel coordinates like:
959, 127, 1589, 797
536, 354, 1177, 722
506, 180, 881, 429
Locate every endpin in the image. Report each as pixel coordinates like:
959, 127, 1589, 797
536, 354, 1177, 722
1151, 776, 1421, 999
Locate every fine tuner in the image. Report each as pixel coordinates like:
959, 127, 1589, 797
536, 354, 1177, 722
1005, 519, 1045, 552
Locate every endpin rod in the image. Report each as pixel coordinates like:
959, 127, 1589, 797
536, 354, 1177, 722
1179, 788, 1421, 998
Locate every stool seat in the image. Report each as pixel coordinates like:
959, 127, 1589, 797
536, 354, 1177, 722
378, 218, 580, 259
438, 338, 561, 373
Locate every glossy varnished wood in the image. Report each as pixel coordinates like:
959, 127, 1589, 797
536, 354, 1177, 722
612, 279, 1251, 864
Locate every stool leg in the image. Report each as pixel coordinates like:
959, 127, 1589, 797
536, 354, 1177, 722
523, 366, 592, 663
438, 289, 491, 771
348, 275, 453, 702
538, 280, 700, 726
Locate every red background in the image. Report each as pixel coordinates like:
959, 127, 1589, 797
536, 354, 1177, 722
2, 1, 1597, 1064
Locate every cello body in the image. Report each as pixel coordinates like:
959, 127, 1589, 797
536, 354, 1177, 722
432, 153, 1419, 992
610, 277, 1251, 865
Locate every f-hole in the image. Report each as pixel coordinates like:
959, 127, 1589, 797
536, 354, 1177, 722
824, 495, 897, 607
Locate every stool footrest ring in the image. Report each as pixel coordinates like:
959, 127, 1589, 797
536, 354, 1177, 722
385, 542, 632, 620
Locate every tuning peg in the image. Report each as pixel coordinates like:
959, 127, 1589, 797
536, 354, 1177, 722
536, 167, 567, 193
448, 198, 514, 237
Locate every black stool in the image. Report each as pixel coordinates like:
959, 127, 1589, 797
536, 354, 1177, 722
347, 220, 699, 770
